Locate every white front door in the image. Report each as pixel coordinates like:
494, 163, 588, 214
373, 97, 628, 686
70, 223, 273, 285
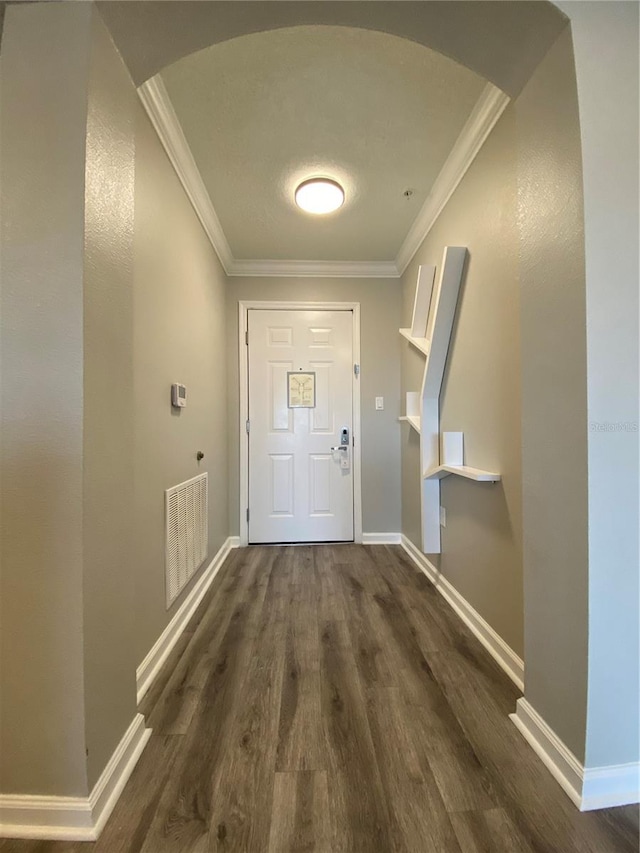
247, 309, 354, 543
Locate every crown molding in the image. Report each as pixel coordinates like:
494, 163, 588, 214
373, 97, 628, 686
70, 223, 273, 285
395, 83, 510, 276
137, 76, 234, 274
227, 258, 399, 278
139, 76, 507, 281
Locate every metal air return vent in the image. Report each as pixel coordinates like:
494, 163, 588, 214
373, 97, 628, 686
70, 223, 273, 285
165, 472, 208, 608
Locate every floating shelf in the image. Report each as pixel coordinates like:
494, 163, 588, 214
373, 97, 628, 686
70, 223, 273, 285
424, 464, 501, 483
399, 328, 430, 357
398, 415, 421, 434
399, 391, 421, 434
399, 250, 469, 553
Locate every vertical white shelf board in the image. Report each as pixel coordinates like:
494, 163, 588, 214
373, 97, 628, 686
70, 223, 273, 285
399, 390, 422, 433
419, 247, 468, 554
410, 265, 436, 338
398, 265, 436, 436
423, 247, 467, 398
406, 391, 420, 418
442, 431, 464, 466
421, 397, 441, 552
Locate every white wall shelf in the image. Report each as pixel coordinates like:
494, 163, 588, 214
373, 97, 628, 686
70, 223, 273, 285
424, 464, 501, 482
400, 391, 422, 435
398, 415, 421, 434
399, 328, 430, 357
400, 250, 502, 550
399, 249, 470, 553
399, 266, 432, 441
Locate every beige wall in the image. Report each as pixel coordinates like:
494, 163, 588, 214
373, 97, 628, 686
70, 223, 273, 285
402, 8, 637, 772
82, 9, 138, 789
560, 1, 639, 771
520, 5, 639, 770
134, 103, 229, 666
401, 105, 523, 656
226, 278, 401, 537
516, 26, 589, 762
0, 1, 231, 797
400, 24, 594, 761
0, 2, 92, 797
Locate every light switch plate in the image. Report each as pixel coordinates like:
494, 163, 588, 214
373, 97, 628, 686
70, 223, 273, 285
375, 396, 384, 410
439, 506, 446, 528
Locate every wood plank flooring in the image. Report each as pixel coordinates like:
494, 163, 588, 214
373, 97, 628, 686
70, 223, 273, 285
1, 544, 638, 853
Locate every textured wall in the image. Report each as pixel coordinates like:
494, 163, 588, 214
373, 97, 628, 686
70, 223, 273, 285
0, 1, 231, 796
401, 105, 523, 656
554, 3, 639, 769
82, 9, 138, 789
516, 26, 589, 762
0, 2, 92, 796
225, 277, 401, 537
134, 103, 229, 666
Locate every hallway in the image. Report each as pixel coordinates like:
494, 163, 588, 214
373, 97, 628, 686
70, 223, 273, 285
1, 545, 636, 853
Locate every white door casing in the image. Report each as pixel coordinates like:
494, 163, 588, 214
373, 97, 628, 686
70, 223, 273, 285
239, 302, 362, 545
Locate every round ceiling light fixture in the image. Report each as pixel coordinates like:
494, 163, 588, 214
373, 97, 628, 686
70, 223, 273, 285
294, 177, 345, 215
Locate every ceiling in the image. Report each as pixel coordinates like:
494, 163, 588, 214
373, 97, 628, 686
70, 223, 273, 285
101, 1, 567, 274
159, 26, 486, 264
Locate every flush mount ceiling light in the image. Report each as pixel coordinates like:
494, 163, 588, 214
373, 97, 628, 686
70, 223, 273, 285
295, 178, 345, 215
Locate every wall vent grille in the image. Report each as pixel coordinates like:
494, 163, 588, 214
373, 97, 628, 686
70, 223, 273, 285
165, 472, 208, 608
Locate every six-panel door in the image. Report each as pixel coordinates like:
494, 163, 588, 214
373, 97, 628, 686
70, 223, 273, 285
248, 309, 354, 543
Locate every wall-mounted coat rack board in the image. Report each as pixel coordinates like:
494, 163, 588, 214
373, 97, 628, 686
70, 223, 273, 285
399, 247, 501, 554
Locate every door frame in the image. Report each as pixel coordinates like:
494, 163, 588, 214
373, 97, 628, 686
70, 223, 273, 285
238, 300, 362, 546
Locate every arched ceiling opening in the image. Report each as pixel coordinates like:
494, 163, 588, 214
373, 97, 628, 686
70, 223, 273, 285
102, 1, 569, 271
99, 1, 567, 96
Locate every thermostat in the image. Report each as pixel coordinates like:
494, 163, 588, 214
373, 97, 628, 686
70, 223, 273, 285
171, 383, 187, 408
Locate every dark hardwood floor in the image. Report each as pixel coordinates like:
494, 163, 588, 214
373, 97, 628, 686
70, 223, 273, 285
1, 545, 638, 852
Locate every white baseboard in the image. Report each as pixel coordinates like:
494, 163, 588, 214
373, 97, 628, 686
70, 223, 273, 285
511, 698, 640, 811
582, 762, 640, 811
0, 795, 94, 841
136, 535, 240, 703
0, 713, 151, 841
362, 532, 402, 544
400, 534, 525, 691
89, 713, 152, 836
510, 698, 583, 807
